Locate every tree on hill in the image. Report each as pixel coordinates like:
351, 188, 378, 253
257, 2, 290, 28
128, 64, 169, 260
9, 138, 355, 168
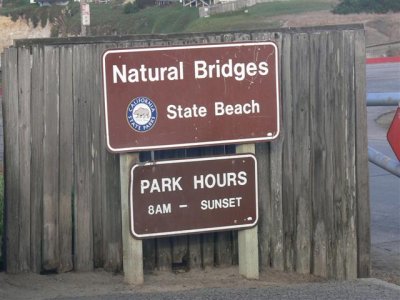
333, 0, 400, 14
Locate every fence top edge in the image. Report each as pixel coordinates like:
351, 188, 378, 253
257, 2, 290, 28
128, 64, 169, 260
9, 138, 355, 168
12, 23, 364, 48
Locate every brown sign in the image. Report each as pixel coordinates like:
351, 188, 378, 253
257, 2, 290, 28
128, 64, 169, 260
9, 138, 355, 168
102, 42, 280, 153
129, 154, 258, 238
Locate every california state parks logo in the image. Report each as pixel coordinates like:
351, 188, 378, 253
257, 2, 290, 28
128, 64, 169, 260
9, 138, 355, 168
127, 97, 158, 132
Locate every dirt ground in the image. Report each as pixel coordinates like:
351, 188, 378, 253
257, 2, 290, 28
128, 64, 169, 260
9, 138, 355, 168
0, 267, 328, 300
277, 11, 400, 46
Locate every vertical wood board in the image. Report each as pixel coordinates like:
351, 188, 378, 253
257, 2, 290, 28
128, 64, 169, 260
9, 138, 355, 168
3, 48, 20, 273
17, 47, 32, 272
73, 44, 94, 271
59, 46, 74, 273
30, 45, 44, 273
42, 46, 60, 271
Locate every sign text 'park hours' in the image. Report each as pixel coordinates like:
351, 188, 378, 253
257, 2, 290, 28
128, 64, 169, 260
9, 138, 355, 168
129, 154, 258, 238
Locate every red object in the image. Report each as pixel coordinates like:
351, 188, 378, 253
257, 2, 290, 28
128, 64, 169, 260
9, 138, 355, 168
387, 107, 400, 161
366, 56, 400, 64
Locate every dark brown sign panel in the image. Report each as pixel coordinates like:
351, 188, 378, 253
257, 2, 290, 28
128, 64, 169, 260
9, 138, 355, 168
130, 154, 258, 238
102, 42, 280, 152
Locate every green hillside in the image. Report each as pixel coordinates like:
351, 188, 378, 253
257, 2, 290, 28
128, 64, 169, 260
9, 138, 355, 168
0, 0, 337, 36
86, 0, 336, 35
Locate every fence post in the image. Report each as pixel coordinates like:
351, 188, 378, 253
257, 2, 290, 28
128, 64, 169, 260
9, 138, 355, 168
236, 144, 259, 279
120, 153, 144, 284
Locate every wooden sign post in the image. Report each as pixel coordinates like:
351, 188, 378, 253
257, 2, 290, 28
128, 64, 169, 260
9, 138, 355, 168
236, 144, 259, 279
120, 153, 144, 284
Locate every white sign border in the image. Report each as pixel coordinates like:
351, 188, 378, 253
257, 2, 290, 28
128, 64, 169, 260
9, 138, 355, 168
129, 154, 258, 239
103, 41, 280, 153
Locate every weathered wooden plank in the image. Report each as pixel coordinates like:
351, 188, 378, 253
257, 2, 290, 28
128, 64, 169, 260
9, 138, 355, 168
143, 239, 156, 272
324, 31, 338, 279
329, 30, 358, 280
30, 45, 44, 273
58, 46, 74, 273
17, 47, 32, 272
155, 237, 172, 271
268, 32, 284, 271
120, 153, 143, 284
102, 153, 123, 272
292, 33, 311, 274
255, 143, 271, 270
3, 48, 20, 273
330, 30, 347, 279
281, 33, 295, 272
188, 235, 202, 270
252, 32, 286, 270
342, 30, 358, 280
90, 43, 104, 269
354, 29, 370, 278
42, 46, 60, 271
201, 233, 214, 269
250, 32, 275, 271
309, 31, 329, 278
100, 43, 123, 273
172, 235, 189, 272
73, 44, 93, 271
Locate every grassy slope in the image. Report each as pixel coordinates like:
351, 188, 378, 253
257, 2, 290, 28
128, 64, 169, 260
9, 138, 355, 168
185, 0, 335, 32
64, 4, 200, 35
62, 0, 336, 35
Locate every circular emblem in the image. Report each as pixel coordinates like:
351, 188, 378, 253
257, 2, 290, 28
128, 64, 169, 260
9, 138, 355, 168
126, 97, 158, 132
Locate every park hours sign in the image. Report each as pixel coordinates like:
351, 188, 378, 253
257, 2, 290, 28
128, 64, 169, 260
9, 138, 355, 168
102, 42, 280, 153
129, 154, 258, 238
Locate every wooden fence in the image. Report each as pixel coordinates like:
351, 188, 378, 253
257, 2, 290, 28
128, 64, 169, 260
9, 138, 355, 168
1, 24, 370, 279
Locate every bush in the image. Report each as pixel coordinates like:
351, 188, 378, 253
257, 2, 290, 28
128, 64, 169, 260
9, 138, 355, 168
123, 2, 138, 14
333, 0, 400, 14
135, 0, 156, 10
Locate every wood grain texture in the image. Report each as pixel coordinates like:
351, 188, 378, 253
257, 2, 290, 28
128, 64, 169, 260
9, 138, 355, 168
3, 48, 20, 273
255, 143, 271, 270
281, 33, 295, 272
309, 31, 329, 278
354, 30, 371, 278
98, 42, 123, 273
268, 32, 284, 271
73, 45, 93, 271
17, 47, 32, 272
59, 46, 74, 273
30, 46, 44, 273
91, 44, 104, 270
42, 46, 60, 271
